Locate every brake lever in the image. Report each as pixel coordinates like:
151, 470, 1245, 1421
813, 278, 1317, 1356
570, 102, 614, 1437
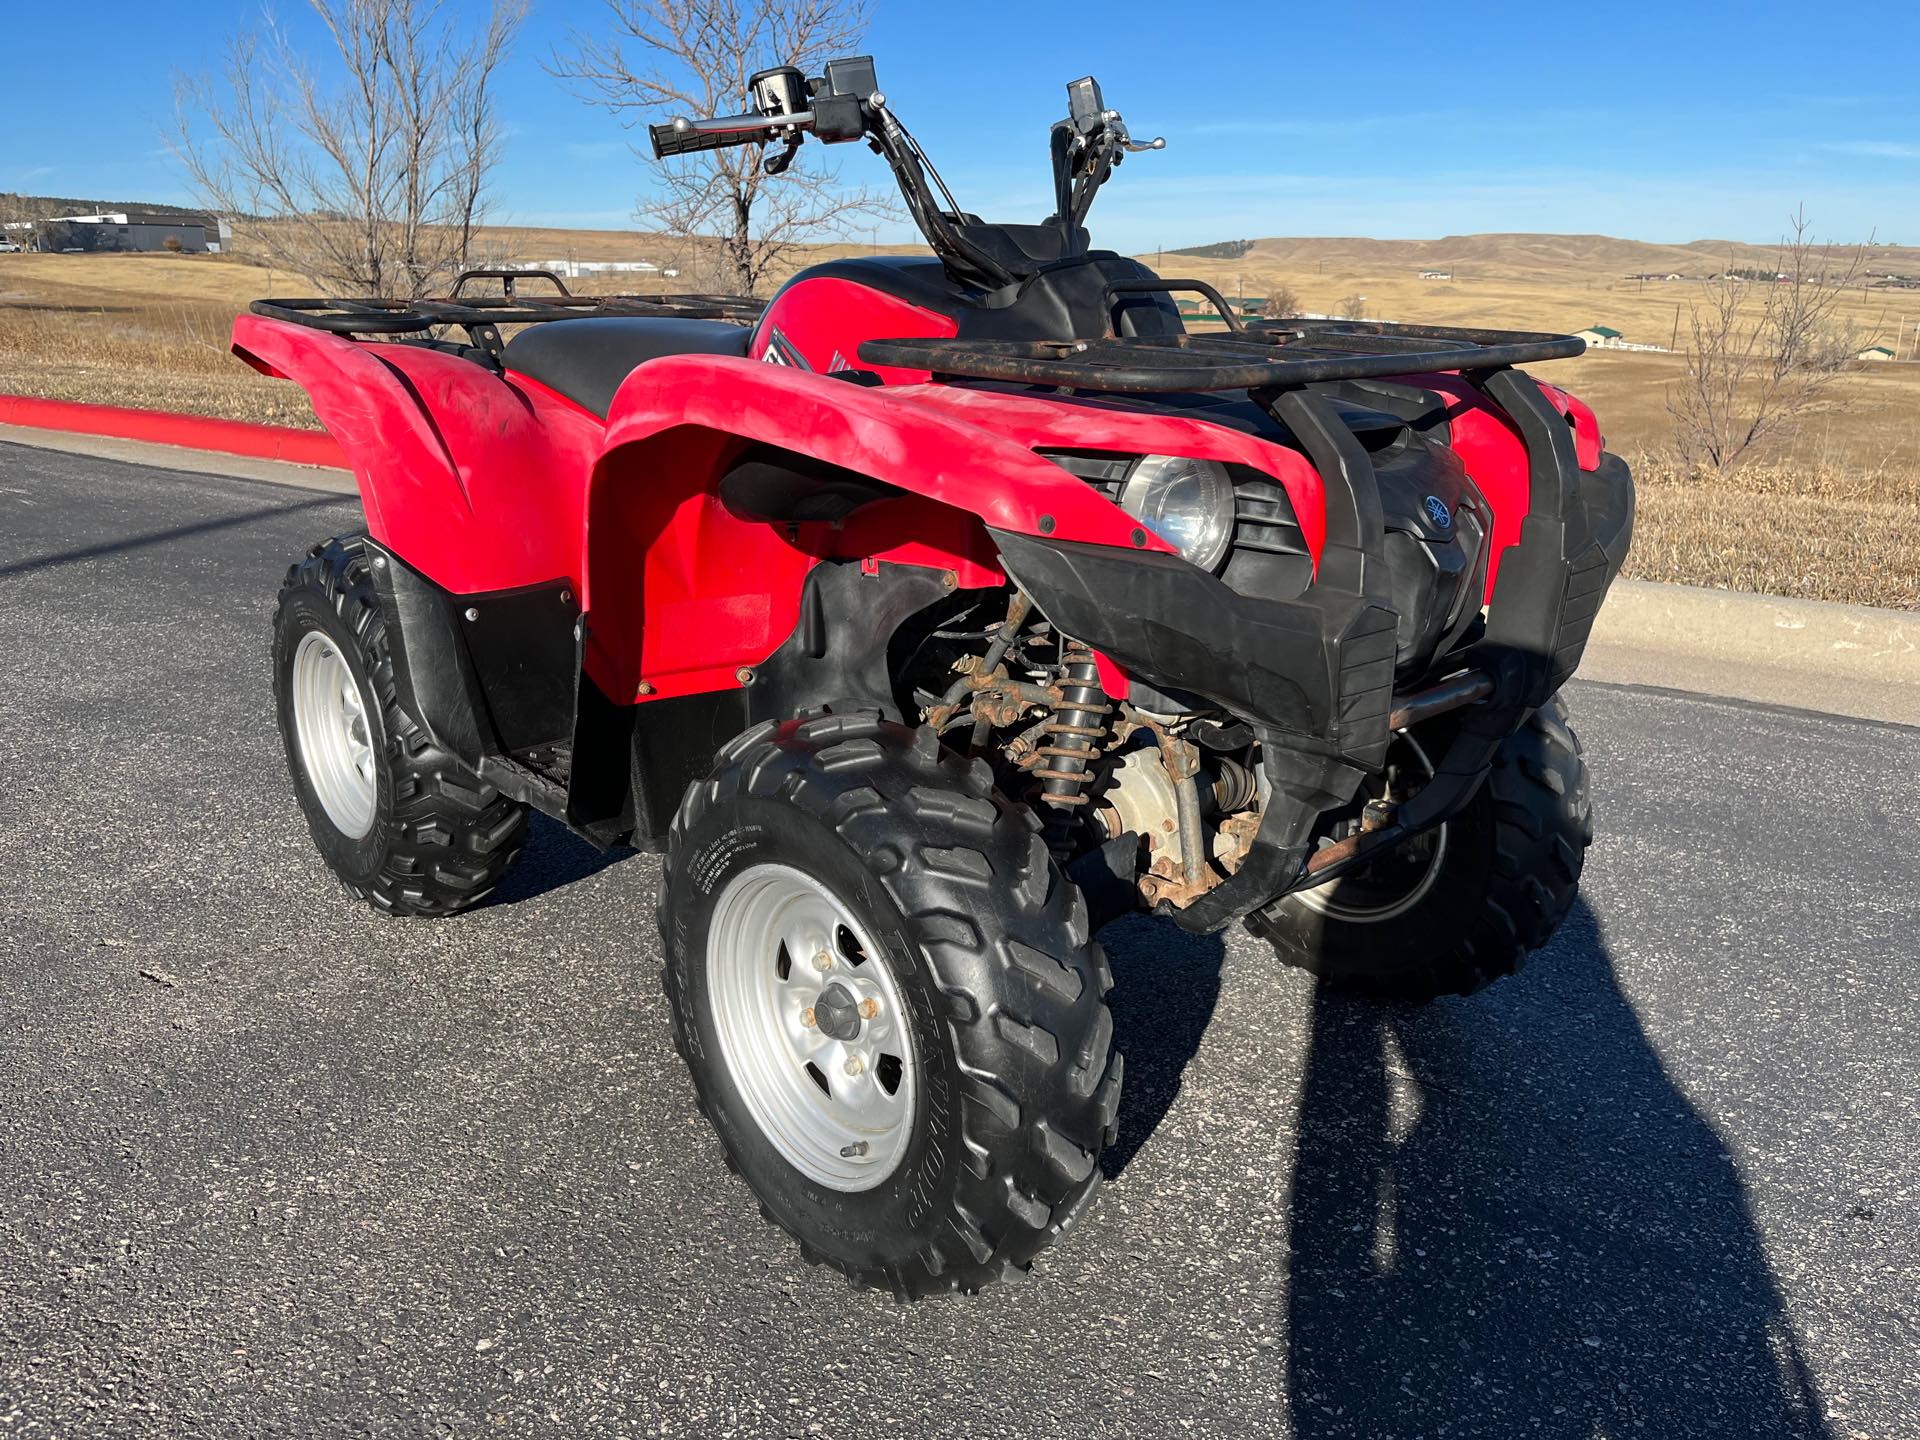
763, 136, 802, 175
1103, 110, 1165, 154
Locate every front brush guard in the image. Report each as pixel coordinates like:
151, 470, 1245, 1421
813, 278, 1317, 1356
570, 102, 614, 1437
996, 368, 1633, 933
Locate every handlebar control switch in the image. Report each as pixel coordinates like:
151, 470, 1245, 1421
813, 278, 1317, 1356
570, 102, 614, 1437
811, 95, 865, 143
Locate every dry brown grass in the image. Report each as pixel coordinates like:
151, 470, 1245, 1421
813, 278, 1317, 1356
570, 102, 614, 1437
4, 236, 1919, 608
1155, 233, 1920, 356
1546, 349, 1920, 477
0, 252, 321, 427
1622, 457, 1920, 609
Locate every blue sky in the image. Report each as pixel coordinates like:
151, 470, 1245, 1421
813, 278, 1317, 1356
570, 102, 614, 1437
7, 0, 1920, 251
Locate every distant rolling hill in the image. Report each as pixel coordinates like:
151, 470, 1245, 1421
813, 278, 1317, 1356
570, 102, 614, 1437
1163, 232, 1920, 283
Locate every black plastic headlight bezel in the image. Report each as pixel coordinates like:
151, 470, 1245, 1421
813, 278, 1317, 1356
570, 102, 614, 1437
1037, 449, 1237, 572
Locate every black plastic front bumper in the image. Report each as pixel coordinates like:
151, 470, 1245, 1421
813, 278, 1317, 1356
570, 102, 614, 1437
992, 368, 1635, 932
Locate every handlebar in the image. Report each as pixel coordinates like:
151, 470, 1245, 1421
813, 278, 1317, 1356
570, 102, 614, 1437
645, 59, 1161, 292
649, 112, 805, 159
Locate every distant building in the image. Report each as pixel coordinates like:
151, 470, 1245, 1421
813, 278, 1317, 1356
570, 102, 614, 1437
519, 258, 660, 280
1856, 345, 1896, 362
36, 211, 230, 254
1418, 269, 1452, 280
1575, 325, 1624, 347
1173, 296, 1258, 319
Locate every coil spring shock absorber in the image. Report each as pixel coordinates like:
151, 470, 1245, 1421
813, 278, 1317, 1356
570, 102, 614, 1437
1033, 641, 1112, 855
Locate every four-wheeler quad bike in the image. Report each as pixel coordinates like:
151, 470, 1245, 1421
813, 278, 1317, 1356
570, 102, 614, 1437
238, 59, 1632, 1299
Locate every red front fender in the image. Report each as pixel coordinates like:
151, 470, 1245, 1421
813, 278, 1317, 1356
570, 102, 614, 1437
594, 354, 1172, 550
579, 356, 1187, 702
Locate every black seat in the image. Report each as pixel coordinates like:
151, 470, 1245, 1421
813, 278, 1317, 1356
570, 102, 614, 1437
502, 317, 752, 417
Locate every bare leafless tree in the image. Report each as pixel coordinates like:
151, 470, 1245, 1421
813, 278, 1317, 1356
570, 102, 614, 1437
1338, 293, 1367, 321
0, 192, 34, 248
173, 0, 525, 298
553, 0, 891, 297
1259, 284, 1299, 320
1668, 208, 1873, 477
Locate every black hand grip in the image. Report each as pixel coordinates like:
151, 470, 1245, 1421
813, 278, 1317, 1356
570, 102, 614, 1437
649, 115, 776, 159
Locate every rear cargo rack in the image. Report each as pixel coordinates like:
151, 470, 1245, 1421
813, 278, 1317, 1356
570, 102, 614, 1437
250, 269, 765, 355
860, 318, 1585, 394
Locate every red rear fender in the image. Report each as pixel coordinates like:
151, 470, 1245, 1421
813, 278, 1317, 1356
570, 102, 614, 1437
232, 315, 601, 592
232, 316, 450, 542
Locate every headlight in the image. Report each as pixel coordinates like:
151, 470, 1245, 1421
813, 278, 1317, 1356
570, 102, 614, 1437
1118, 455, 1235, 571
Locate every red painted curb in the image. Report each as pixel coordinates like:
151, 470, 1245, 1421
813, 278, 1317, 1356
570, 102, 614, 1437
0, 393, 346, 469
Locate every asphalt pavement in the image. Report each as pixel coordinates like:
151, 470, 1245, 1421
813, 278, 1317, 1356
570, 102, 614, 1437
0, 438, 1914, 1439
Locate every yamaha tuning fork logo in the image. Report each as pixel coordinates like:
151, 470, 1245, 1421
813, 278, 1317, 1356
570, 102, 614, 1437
1423, 495, 1453, 531
759, 326, 812, 370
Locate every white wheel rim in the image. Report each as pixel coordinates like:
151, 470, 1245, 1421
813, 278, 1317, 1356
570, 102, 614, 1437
706, 863, 918, 1192
291, 629, 378, 840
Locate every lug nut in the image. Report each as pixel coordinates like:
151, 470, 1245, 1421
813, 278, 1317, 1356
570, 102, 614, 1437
812, 951, 833, 973
843, 1056, 865, 1077
800, 1007, 817, 1029
858, 998, 880, 1020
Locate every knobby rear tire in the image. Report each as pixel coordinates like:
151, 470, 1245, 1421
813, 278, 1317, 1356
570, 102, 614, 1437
272, 534, 528, 917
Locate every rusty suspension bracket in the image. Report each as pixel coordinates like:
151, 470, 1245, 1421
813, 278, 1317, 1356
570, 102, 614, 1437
925, 589, 1034, 730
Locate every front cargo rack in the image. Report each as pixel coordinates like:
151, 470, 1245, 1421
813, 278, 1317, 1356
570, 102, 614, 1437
861, 318, 1585, 395
250, 268, 765, 352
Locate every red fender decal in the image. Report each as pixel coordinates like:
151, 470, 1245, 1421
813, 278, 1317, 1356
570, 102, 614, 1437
751, 274, 957, 383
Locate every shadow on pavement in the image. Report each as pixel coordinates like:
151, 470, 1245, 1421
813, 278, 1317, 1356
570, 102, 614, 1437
1284, 898, 1830, 1438
1100, 914, 1226, 1178
484, 811, 635, 906
0, 490, 346, 581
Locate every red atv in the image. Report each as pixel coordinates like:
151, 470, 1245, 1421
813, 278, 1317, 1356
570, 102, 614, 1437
236, 60, 1632, 1298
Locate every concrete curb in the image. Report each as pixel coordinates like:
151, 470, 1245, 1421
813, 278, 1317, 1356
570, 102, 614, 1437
1593, 580, 1920, 682
1584, 579, 1920, 726
0, 424, 356, 494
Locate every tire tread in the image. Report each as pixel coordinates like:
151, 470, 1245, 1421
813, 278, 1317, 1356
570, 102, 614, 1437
274, 535, 527, 917
660, 717, 1118, 1299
